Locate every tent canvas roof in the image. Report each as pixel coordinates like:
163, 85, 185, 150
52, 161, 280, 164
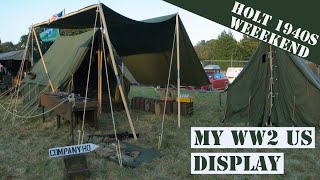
0, 50, 29, 61
24, 30, 94, 88
224, 43, 320, 127
33, 3, 209, 86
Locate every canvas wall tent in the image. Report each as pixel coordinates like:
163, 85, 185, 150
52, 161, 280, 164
0, 50, 31, 76
15, 3, 208, 140
223, 43, 320, 127
22, 30, 133, 105
33, 4, 209, 87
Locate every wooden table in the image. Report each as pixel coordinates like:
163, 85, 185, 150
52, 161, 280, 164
39, 93, 99, 144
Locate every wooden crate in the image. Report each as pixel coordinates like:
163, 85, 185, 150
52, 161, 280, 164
155, 100, 174, 115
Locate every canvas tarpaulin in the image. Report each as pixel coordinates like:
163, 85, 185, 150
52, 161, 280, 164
0, 50, 29, 61
0, 50, 30, 76
22, 30, 133, 104
224, 43, 320, 127
34, 4, 209, 86
24, 30, 93, 88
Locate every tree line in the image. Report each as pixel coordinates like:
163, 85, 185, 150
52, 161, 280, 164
194, 30, 260, 61
0, 29, 89, 61
1, 29, 260, 64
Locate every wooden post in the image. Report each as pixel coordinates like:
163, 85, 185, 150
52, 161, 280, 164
98, 4, 137, 140
98, 43, 102, 114
269, 45, 273, 118
32, 27, 55, 92
31, 29, 34, 67
176, 15, 181, 128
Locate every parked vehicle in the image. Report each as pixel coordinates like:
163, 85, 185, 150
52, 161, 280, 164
226, 67, 243, 83
203, 65, 220, 72
186, 71, 229, 91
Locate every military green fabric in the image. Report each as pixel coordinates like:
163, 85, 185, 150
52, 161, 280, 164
36, 4, 209, 86
23, 30, 94, 88
22, 30, 134, 104
224, 43, 320, 127
0, 50, 29, 61
0, 50, 31, 76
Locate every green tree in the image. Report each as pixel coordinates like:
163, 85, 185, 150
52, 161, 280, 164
15, 35, 29, 50
194, 39, 216, 60
237, 35, 260, 60
212, 30, 238, 60
0, 41, 16, 52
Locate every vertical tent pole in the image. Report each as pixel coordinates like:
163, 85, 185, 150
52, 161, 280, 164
31, 27, 34, 67
32, 27, 55, 92
98, 39, 102, 114
269, 45, 273, 125
98, 3, 137, 140
176, 14, 181, 128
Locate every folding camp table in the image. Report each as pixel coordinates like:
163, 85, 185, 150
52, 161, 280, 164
39, 92, 99, 144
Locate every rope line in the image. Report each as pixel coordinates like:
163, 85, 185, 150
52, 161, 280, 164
18, 86, 49, 115
101, 23, 122, 166
78, 8, 99, 145
0, 98, 67, 119
158, 26, 176, 149
14, 105, 39, 126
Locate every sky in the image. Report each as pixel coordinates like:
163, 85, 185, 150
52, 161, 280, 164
0, 0, 243, 45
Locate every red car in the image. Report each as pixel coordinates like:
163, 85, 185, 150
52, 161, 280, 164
186, 72, 229, 91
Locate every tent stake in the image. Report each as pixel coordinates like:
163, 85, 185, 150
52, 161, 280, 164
176, 14, 181, 128
98, 3, 137, 140
32, 27, 55, 92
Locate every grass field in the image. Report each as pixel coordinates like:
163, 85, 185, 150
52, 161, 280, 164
0, 86, 319, 179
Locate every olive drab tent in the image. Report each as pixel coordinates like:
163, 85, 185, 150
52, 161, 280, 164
33, 4, 209, 87
0, 50, 31, 76
19, 3, 208, 136
22, 30, 136, 103
23, 3, 209, 101
223, 43, 320, 127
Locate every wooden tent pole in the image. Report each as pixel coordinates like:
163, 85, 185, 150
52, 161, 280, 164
31, 26, 34, 67
269, 45, 273, 121
98, 39, 102, 114
98, 4, 138, 140
32, 27, 55, 92
176, 14, 181, 128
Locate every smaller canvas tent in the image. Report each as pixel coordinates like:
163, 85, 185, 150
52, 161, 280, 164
22, 30, 131, 104
0, 50, 30, 76
223, 43, 320, 127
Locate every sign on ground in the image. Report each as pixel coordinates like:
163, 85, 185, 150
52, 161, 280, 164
49, 143, 99, 158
